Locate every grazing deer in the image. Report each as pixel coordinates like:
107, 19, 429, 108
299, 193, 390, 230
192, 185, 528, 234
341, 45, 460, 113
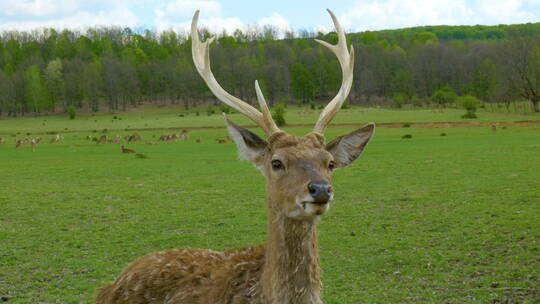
491, 124, 497, 132
121, 145, 136, 154
97, 135, 108, 144
127, 134, 141, 142
31, 138, 37, 152
95, 9, 374, 304
0, 136, 5, 144
180, 129, 190, 141
50, 134, 63, 143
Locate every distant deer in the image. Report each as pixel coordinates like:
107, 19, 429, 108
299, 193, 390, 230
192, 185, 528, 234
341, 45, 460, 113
50, 134, 63, 143
180, 129, 190, 140
31, 139, 37, 152
215, 138, 227, 143
491, 124, 497, 132
95, 9, 374, 304
121, 145, 136, 154
127, 134, 141, 142
0, 136, 5, 144
97, 135, 108, 144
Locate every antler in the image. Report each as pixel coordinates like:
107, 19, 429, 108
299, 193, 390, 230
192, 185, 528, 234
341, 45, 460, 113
312, 9, 355, 134
191, 10, 280, 137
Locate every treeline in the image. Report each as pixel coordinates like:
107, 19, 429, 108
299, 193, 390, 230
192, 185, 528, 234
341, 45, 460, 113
1, 22, 540, 116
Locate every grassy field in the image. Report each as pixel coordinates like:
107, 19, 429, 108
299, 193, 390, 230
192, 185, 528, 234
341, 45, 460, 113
0, 107, 539, 303
1, 105, 539, 135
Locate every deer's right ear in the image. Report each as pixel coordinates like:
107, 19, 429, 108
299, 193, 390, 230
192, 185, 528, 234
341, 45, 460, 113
225, 117, 268, 168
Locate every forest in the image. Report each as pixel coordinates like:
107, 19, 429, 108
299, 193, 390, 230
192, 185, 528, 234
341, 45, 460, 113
1, 21, 540, 116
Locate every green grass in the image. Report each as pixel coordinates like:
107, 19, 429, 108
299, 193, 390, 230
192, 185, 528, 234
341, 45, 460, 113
0, 109, 539, 303
1, 105, 539, 135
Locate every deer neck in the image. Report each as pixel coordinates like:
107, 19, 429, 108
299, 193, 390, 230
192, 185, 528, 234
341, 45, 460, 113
260, 194, 322, 304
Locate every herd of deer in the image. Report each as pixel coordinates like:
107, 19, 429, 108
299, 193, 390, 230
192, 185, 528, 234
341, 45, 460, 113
1, 134, 64, 152
1, 130, 197, 153
159, 130, 190, 142
94, 9, 374, 304
87, 134, 142, 144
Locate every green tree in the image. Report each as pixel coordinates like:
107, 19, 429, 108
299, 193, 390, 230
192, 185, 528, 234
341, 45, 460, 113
431, 87, 457, 107
44, 58, 65, 111
459, 95, 483, 118
472, 58, 497, 102
291, 63, 315, 103
0, 71, 16, 115
391, 69, 415, 101
24, 65, 51, 113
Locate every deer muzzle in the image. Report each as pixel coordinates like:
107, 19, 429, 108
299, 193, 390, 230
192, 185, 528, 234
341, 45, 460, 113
308, 183, 333, 204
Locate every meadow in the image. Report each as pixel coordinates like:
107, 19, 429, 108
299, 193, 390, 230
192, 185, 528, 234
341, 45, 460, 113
0, 106, 539, 303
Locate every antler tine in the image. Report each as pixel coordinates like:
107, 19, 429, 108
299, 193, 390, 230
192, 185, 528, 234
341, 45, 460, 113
312, 9, 355, 134
191, 10, 280, 137
255, 80, 280, 135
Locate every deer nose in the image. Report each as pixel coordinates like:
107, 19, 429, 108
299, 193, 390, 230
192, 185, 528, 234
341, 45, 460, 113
308, 183, 333, 204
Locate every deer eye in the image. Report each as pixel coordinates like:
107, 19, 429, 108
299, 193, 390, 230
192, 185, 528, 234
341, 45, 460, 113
328, 160, 336, 170
271, 160, 284, 171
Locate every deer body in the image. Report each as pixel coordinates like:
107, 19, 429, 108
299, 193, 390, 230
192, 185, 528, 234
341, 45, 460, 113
96, 9, 374, 304
95, 216, 322, 304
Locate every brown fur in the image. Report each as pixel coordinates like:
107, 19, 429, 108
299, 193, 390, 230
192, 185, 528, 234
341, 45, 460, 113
0, 136, 4, 144
128, 134, 142, 142
121, 145, 136, 154
95, 132, 344, 303
97, 135, 108, 144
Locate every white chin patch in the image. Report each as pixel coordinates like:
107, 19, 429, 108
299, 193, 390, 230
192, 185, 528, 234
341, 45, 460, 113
287, 194, 332, 218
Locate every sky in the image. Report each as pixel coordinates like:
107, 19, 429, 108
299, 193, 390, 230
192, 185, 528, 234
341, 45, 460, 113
1, 0, 540, 34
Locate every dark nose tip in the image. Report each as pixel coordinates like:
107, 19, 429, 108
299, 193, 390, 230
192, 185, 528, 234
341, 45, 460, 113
308, 183, 332, 204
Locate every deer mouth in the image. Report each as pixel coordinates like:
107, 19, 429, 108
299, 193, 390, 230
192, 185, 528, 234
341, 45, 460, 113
298, 196, 332, 216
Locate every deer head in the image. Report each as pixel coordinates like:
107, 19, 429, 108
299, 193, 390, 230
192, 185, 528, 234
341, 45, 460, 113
192, 9, 374, 221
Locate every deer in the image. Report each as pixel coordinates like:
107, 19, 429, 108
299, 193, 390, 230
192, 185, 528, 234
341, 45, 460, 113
50, 134, 64, 143
95, 9, 374, 304
0, 136, 5, 144
97, 135, 108, 144
180, 129, 190, 141
121, 145, 136, 154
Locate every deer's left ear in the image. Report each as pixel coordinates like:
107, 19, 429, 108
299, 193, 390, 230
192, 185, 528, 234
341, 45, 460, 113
326, 123, 375, 168
225, 117, 268, 169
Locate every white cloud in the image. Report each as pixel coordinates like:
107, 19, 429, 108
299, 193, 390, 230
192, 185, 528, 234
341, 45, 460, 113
258, 13, 291, 33
0, 7, 139, 30
0, 0, 78, 17
154, 17, 245, 35
154, 0, 221, 20
153, 3, 294, 37
0, 0, 140, 30
341, 0, 540, 31
153, 0, 245, 34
